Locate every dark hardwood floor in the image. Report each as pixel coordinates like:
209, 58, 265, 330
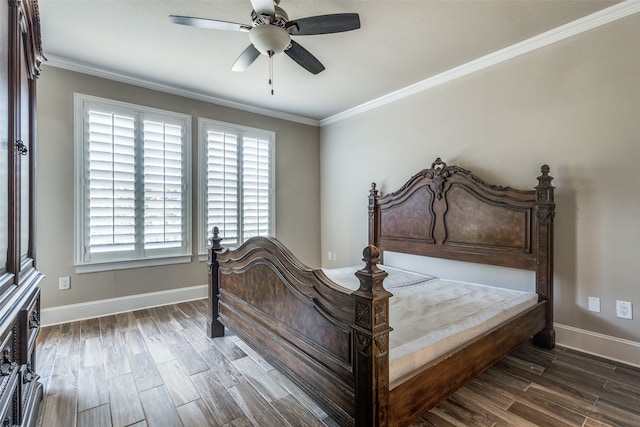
35, 299, 640, 426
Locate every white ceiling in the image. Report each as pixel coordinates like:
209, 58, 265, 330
39, 0, 621, 123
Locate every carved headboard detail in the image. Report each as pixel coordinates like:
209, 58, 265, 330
368, 158, 555, 272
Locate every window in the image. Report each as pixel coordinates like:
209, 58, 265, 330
74, 94, 191, 272
198, 118, 274, 254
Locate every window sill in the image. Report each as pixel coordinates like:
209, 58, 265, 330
75, 255, 192, 274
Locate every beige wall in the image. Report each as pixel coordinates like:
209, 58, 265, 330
320, 14, 640, 343
36, 66, 321, 309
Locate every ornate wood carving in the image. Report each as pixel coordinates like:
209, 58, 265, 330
352, 245, 391, 426
368, 183, 379, 248
355, 302, 371, 327
370, 158, 549, 271
533, 165, 555, 349
425, 157, 452, 200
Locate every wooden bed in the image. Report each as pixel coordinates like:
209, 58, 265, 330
207, 158, 555, 426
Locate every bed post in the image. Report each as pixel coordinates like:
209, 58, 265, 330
368, 183, 379, 247
207, 226, 225, 338
352, 245, 391, 427
533, 165, 555, 349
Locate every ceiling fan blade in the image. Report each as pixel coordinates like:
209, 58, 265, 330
287, 13, 360, 35
232, 44, 261, 72
250, 0, 275, 16
285, 40, 325, 75
169, 15, 250, 32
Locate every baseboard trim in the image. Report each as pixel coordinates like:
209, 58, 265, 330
555, 323, 640, 368
41, 285, 208, 326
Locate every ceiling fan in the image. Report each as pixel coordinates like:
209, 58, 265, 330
169, 0, 361, 75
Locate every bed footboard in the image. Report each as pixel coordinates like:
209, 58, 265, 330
208, 228, 392, 426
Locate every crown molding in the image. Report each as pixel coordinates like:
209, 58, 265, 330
44, 55, 320, 127
320, 0, 640, 126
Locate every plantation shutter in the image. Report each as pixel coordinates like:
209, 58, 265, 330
242, 137, 271, 240
76, 95, 191, 269
143, 119, 185, 250
200, 119, 273, 251
206, 130, 239, 244
85, 109, 136, 255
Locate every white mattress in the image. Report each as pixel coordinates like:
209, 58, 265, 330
322, 265, 538, 388
322, 264, 435, 291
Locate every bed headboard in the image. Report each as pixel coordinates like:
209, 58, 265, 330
368, 158, 555, 348
369, 158, 554, 270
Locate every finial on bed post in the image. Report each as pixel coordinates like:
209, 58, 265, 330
209, 226, 223, 251
368, 183, 379, 247
208, 226, 225, 338
369, 182, 378, 198
534, 165, 556, 349
355, 245, 388, 296
352, 245, 391, 426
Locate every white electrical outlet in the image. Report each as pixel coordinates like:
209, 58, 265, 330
59, 276, 70, 290
588, 297, 600, 313
327, 251, 333, 260
616, 300, 632, 320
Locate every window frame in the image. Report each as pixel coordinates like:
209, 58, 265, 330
198, 118, 275, 257
74, 93, 192, 273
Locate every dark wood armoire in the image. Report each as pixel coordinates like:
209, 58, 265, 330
1, 0, 44, 425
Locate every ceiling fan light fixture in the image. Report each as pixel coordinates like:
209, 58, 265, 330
249, 24, 291, 55
170, 1, 361, 75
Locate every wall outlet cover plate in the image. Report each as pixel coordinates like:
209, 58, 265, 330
616, 300, 632, 320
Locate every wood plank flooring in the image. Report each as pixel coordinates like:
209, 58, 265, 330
35, 299, 640, 427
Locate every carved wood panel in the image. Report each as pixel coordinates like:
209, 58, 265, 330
379, 189, 434, 243
445, 185, 531, 252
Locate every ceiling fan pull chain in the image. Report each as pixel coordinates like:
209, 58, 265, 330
269, 51, 274, 95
